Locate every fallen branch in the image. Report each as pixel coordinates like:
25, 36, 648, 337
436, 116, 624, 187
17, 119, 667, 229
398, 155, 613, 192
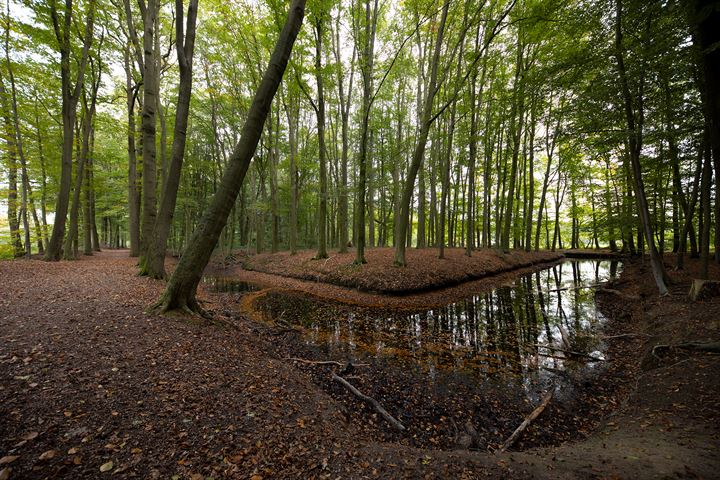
528, 344, 605, 361
331, 373, 405, 431
596, 288, 640, 301
500, 391, 553, 452
548, 284, 602, 293
287, 357, 369, 367
601, 333, 650, 340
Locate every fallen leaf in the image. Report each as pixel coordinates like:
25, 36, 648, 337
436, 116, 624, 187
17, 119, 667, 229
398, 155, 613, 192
250, 475, 263, 480
0, 457, 19, 466
21, 431, 38, 441
68, 448, 78, 455
130, 448, 142, 455
99, 461, 114, 472
39, 450, 56, 460
0, 467, 10, 480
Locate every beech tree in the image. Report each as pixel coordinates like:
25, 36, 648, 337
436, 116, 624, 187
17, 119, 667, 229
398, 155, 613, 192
153, 0, 306, 313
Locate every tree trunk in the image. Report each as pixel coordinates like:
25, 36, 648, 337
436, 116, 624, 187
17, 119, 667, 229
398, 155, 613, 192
332, 15, 354, 253
501, 35, 525, 252
315, 17, 328, 259
614, 0, 668, 295
355, 0, 378, 265
45, 0, 95, 261
139, 0, 158, 263
394, 1, 448, 266
144, 0, 198, 279
124, 46, 141, 257
153, 0, 306, 313
64, 64, 100, 260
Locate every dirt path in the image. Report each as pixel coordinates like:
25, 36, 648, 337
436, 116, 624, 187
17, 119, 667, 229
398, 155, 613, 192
1, 251, 718, 479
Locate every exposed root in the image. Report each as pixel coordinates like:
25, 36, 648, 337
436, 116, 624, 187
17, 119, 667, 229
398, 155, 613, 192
651, 341, 720, 359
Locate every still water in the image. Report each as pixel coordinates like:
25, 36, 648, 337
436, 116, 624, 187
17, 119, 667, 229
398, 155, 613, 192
254, 260, 621, 379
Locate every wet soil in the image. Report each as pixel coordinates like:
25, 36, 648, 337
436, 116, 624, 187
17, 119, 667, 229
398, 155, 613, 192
0, 250, 718, 479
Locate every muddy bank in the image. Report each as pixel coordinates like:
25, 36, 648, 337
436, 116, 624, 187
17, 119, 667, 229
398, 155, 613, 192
237, 248, 563, 294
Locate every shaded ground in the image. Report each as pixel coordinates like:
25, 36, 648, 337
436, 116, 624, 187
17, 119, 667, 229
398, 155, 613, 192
0, 250, 718, 479
239, 248, 563, 294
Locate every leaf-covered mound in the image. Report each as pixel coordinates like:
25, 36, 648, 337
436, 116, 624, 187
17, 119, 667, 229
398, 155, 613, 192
241, 247, 564, 294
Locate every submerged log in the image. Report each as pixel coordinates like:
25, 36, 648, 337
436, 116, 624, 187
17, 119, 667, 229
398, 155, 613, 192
500, 391, 553, 452
528, 343, 605, 361
331, 373, 405, 431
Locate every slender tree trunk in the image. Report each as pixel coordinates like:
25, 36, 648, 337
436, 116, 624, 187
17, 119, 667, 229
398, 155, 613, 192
355, 0, 378, 265
332, 16, 354, 253
284, 94, 299, 254
3, 32, 31, 257
144, 0, 198, 278
154, 0, 306, 313
395, 1, 448, 266
524, 94, 537, 251
614, 0, 668, 295
122, 46, 141, 257
139, 0, 159, 263
45, 0, 95, 261
64, 65, 100, 260
1, 83, 22, 256
314, 17, 328, 259
501, 35, 525, 252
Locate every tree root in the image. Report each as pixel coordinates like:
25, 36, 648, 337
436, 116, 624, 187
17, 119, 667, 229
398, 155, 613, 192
651, 341, 720, 359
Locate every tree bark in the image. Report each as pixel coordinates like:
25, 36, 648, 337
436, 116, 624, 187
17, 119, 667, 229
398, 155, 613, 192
139, 0, 158, 264
143, 0, 198, 279
614, 0, 668, 295
314, 17, 328, 259
153, 0, 306, 313
45, 0, 95, 261
394, 1, 448, 266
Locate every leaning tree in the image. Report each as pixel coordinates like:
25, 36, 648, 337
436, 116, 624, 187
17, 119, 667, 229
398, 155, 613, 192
152, 0, 306, 314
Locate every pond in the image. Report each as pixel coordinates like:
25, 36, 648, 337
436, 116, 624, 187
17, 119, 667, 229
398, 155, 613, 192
208, 259, 624, 450
254, 259, 621, 382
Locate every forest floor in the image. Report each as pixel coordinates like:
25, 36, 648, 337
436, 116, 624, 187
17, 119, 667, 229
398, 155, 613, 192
0, 250, 719, 479
237, 248, 563, 294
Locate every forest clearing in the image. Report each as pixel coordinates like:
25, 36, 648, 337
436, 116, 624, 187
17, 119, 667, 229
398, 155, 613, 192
2, 0, 720, 477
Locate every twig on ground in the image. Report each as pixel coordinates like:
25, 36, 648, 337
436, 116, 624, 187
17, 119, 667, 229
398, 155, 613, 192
597, 288, 640, 301
331, 372, 405, 431
500, 391, 553, 452
286, 357, 369, 367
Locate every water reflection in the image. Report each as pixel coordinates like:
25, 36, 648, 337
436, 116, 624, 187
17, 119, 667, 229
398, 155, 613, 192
256, 260, 620, 379
202, 276, 259, 293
